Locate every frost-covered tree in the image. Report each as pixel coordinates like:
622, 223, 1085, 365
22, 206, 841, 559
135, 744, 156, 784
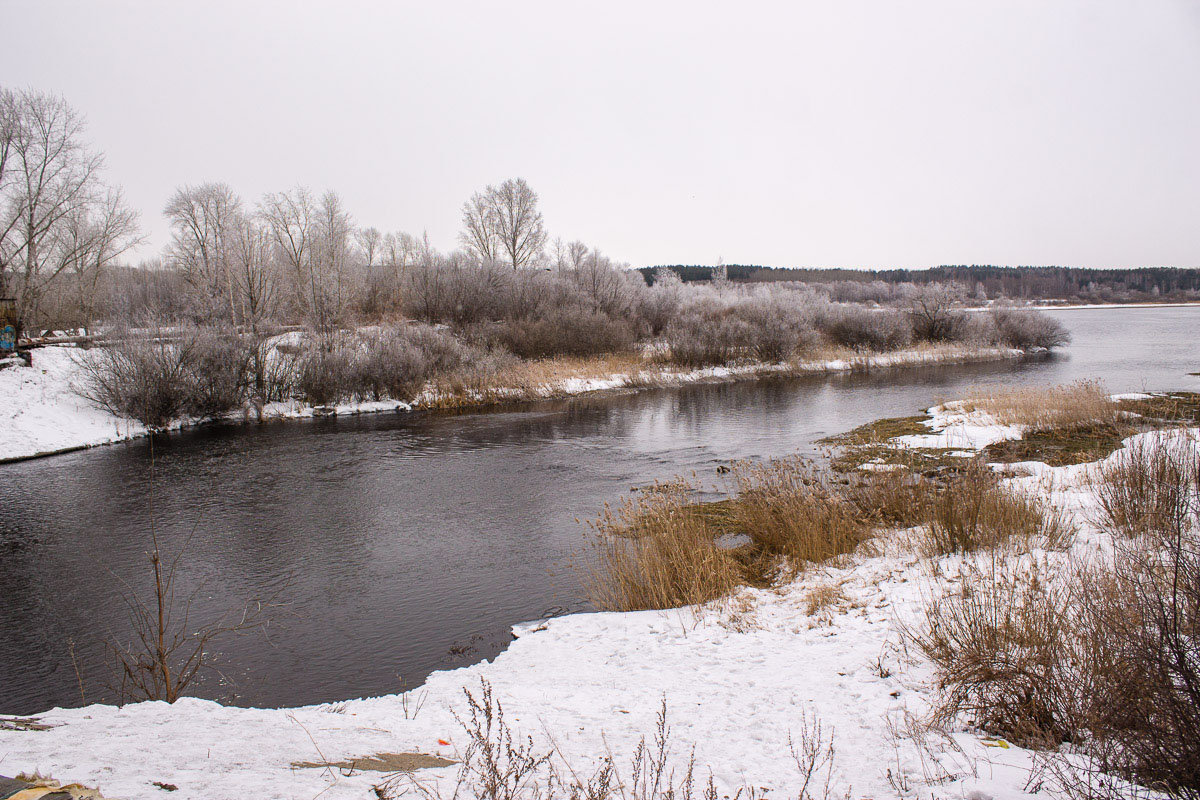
458, 178, 546, 270
0, 87, 140, 331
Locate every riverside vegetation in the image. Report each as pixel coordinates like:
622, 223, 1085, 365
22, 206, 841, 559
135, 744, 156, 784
75, 280, 1069, 430
583, 382, 1200, 799
0, 88, 1069, 430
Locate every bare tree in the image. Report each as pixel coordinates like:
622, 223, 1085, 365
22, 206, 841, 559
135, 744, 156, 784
0, 88, 137, 332
355, 225, 381, 268
58, 189, 141, 328
459, 178, 547, 270
163, 182, 242, 325
492, 178, 546, 270
228, 212, 278, 333
459, 189, 501, 264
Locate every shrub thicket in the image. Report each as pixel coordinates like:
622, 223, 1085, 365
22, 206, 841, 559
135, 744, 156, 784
80, 325, 251, 428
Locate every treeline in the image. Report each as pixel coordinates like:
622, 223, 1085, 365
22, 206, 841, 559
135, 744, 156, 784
641, 265, 1200, 303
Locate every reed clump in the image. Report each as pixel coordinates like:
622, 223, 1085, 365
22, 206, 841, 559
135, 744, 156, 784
586, 458, 940, 612
925, 461, 1074, 555
584, 482, 744, 613
964, 379, 1120, 432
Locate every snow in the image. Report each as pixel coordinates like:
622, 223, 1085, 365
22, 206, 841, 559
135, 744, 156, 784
0, 346, 150, 461
0, 343, 1021, 464
893, 401, 1023, 452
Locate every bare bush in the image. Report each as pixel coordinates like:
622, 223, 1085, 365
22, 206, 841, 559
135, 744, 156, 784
991, 307, 1071, 350
352, 329, 437, 401
387, 682, 839, 800
948, 312, 999, 345
910, 559, 1081, 746
296, 339, 358, 406
470, 309, 636, 360
819, 305, 912, 352
1095, 433, 1197, 538
729, 294, 818, 362
185, 327, 252, 417
916, 435, 1200, 797
1076, 496, 1200, 798
79, 324, 250, 428
663, 305, 755, 366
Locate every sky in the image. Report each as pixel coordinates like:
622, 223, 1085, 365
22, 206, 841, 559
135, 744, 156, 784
2, 0, 1199, 269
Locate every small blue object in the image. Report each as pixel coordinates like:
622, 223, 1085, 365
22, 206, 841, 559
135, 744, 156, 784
0, 325, 15, 351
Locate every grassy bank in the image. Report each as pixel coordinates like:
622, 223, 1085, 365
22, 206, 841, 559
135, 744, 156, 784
581, 379, 1200, 799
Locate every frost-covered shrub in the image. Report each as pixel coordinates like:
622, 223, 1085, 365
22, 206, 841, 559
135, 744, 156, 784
296, 339, 358, 406
79, 324, 251, 428
184, 328, 252, 417
906, 283, 968, 342
294, 324, 493, 405
947, 312, 999, 346
820, 305, 913, 351
249, 335, 299, 403
352, 331, 435, 401
470, 309, 637, 359
632, 273, 682, 335
663, 306, 756, 366
990, 308, 1070, 350
730, 295, 819, 362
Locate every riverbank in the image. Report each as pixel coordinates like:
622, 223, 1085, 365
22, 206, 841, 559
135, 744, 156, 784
3, 394, 1195, 799
0, 341, 1022, 464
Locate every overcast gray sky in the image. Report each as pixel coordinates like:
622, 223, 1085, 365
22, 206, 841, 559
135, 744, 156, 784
3, 0, 1199, 269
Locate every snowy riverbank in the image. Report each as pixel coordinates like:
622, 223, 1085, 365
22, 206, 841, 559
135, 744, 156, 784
0, 342, 1022, 464
3, 400, 1194, 799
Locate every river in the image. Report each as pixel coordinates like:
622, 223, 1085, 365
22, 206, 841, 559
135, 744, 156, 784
1, 305, 1197, 714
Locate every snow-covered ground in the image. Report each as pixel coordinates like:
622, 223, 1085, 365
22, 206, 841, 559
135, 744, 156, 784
6, 417, 1194, 799
0, 343, 1020, 463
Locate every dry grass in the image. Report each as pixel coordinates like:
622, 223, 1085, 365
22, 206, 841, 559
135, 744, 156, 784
845, 467, 938, 528
1094, 431, 1199, 538
583, 482, 744, 612
729, 457, 872, 575
803, 582, 846, 616
962, 379, 1120, 431
585, 458, 908, 612
925, 461, 1074, 555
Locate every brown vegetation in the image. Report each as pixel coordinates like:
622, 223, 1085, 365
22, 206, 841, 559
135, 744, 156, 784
914, 434, 1200, 799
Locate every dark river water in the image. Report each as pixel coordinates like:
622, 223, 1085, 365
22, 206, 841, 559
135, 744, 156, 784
1, 306, 1197, 714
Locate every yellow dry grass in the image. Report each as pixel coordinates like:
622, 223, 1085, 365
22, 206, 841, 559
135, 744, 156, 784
960, 379, 1120, 431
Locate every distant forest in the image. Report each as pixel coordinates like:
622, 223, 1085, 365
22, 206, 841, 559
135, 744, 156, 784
639, 265, 1200, 304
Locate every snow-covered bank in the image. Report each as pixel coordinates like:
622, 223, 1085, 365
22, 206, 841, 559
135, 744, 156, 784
7, 424, 1194, 800
0, 524, 1033, 800
0, 343, 1021, 464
